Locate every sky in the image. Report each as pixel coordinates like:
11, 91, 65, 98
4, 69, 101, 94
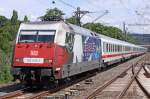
0, 0, 150, 34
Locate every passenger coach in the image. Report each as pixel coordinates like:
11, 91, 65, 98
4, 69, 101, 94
100, 34, 146, 66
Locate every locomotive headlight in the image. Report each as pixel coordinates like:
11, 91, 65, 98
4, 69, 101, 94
44, 59, 52, 63
15, 58, 23, 62
16, 58, 20, 62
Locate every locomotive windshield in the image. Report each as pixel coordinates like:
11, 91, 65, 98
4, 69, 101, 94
38, 31, 55, 42
19, 30, 55, 43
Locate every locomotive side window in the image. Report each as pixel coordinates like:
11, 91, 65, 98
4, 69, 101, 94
65, 32, 74, 52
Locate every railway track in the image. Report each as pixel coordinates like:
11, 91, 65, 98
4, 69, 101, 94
0, 54, 149, 99
29, 54, 149, 99
135, 63, 150, 98
28, 71, 96, 99
0, 87, 30, 99
86, 54, 149, 99
0, 70, 95, 99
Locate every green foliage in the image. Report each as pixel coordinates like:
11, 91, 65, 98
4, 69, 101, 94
0, 16, 8, 27
66, 16, 77, 25
0, 50, 12, 83
0, 10, 20, 83
24, 15, 29, 22
0, 34, 11, 53
40, 8, 64, 21
11, 10, 18, 25
83, 23, 135, 43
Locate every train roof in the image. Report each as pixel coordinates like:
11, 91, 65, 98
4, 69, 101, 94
67, 23, 141, 48
20, 21, 146, 49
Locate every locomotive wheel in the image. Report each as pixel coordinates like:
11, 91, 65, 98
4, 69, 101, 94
42, 77, 58, 89
25, 76, 33, 88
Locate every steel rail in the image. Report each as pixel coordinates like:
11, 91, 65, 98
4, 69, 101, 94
116, 62, 144, 99
0, 82, 19, 89
86, 55, 146, 99
2, 54, 146, 99
28, 72, 96, 99
0, 87, 28, 99
135, 65, 150, 98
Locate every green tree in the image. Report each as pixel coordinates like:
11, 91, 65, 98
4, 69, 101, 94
66, 16, 77, 25
83, 23, 135, 43
0, 11, 20, 83
0, 16, 8, 27
11, 10, 18, 25
24, 15, 29, 22
40, 8, 64, 21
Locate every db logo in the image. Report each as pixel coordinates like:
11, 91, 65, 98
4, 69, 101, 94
30, 50, 38, 56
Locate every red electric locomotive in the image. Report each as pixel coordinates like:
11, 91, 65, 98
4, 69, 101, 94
11, 21, 102, 87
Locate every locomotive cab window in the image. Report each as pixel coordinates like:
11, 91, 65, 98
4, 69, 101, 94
19, 30, 55, 43
19, 31, 37, 43
38, 31, 55, 42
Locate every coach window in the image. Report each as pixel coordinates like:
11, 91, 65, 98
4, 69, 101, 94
105, 42, 107, 52
109, 44, 111, 52
108, 44, 110, 52
121, 46, 123, 52
107, 43, 109, 52
113, 44, 114, 52
111, 44, 113, 52
103, 42, 106, 52
114, 45, 116, 52
110, 44, 112, 52
120, 45, 122, 52
114, 45, 115, 52
108, 43, 110, 52
107, 44, 109, 52
106, 43, 108, 52
120, 46, 121, 52
111, 44, 112, 52
115, 45, 117, 52
124, 46, 125, 51
112, 44, 113, 52
104, 42, 105, 52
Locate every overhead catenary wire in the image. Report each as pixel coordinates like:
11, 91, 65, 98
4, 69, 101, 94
91, 10, 109, 23
118, 0, 135, 16
135, 10, 150, 22
141, 0, 150, 9
57, 0, 76, 10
